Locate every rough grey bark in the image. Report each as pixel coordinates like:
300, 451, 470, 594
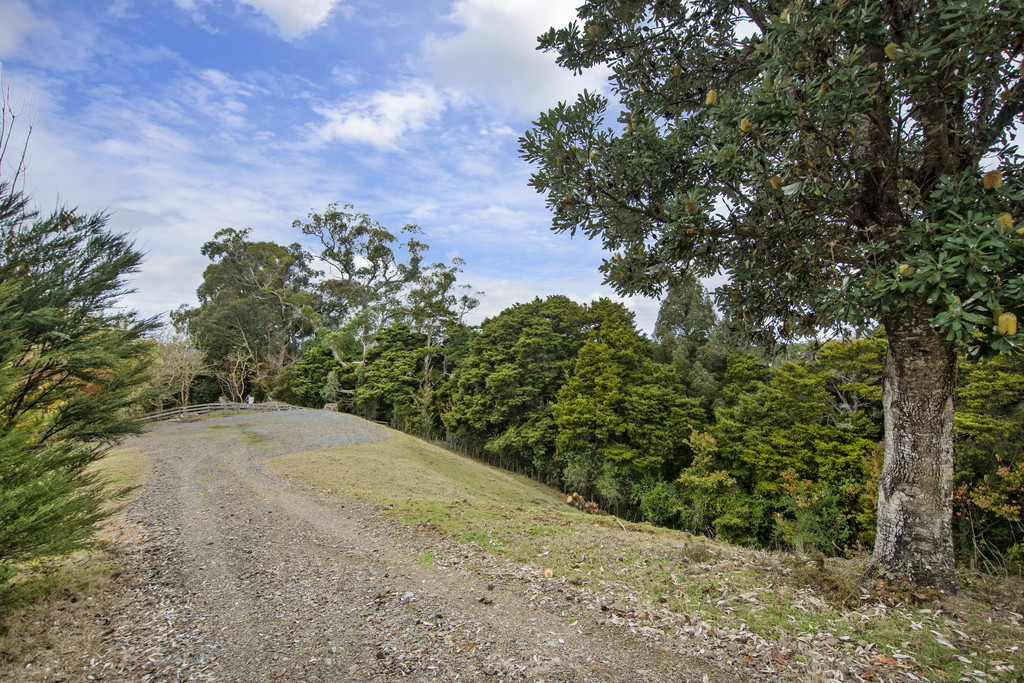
874, 305, 959, 591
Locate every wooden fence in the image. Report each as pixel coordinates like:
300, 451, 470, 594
139, 401, 307, 423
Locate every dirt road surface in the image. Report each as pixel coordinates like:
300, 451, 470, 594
31, 410, 741, 682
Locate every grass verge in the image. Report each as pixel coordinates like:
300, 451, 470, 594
274, 427, 1024, 682
93, 447, 150, 500
270, 429, 562, 508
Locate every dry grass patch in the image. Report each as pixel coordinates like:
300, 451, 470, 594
0, 552, 125, 665
93, 447, 150, 501
270, 429, 563, 508
392, 499, 1024, 680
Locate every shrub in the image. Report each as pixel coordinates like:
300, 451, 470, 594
631, 478, 681, 527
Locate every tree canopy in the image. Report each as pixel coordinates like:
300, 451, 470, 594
443, 296, 603, 477
173, 227, 319, 400
522, 0, 1023, 348
521, 0, 1024, 589
295, 204, 427, 357
553, 314, 705, 513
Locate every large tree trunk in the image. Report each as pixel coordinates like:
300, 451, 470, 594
874, 305, 959, 591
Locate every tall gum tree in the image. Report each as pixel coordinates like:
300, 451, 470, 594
520, 0, 1024, 590
294, 204, 427, 359
174, 228, 319, 399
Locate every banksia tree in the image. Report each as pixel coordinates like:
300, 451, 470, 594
521, 0, 1024, 590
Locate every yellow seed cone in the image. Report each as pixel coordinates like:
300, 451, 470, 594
998, 312, 1018, 336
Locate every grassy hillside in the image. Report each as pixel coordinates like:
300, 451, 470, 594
270, 430, 562, 508
3, 423, 1021, 680
273, 424, 1024, 682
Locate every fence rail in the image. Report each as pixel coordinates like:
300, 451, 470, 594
139, 401, 307, 423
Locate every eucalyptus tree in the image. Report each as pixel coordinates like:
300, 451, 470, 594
174, 228, 319, 399
405, 257, 481, 398
294, 204, 427, 358
521, 0, 1024, 588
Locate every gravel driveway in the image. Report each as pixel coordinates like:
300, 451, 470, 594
93, 410, 733, 682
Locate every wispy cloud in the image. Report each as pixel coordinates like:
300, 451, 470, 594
173, 0, 348, 39
307, 81, 445, 149
3, 0, 661, 331
239, 0, 348, 38
466, 276, 660, 333
0, 0, 53, 58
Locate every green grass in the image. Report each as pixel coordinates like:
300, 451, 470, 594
242, 428, 282, 445
273, 425, 1024, 682
269, 429, 564, 507
93, 447, 150, 494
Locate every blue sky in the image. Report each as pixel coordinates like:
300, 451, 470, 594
0, 0, 664, 330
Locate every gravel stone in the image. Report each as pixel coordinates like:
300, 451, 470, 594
12, 410, 901, 681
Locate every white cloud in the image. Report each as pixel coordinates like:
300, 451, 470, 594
308, 82, 445, 149
562, 289, 658, 336
2, 0, 649, 330
183, 68, 264, 131
172, 0, 346, 39
107, 0, 136, 19
170, 0, 215, 34
5, 61, 355, 320
424, 0, 607, 116
407, 201, 439, 221
329, 65, 361, 86
0, 0, 54, 58
239, 0, 345, 38
467, 279, 542, 323
480, 124, 515, 136
621, 295, 660, 336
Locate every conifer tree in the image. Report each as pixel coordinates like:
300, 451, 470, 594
0, 182, 155, 588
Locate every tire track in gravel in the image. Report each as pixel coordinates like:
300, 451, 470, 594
119, 411, 736, 682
